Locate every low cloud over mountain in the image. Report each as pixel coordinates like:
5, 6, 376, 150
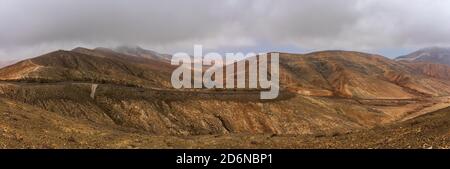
2, 0, 450, 59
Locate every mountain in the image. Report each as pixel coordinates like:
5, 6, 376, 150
223, 50, 450, 99
114, 45, 171, 62
279, 50, 450, 98
0, 47, 450, 148
396, 47, 450, 65
0, 47, 175, 88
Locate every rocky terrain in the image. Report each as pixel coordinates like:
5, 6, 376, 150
0, 46, 449, 148
0, 96, 448, 149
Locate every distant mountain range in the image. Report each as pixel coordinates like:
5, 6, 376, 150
113, 45, 172, 61
396, 47, 450, 65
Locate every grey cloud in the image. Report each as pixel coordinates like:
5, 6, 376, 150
1, 0, 232, 47
1, 0, 450, 59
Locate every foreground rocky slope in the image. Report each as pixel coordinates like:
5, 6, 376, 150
1, 96, 448, 148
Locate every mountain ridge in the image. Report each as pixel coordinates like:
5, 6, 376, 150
396, 47, 450, 65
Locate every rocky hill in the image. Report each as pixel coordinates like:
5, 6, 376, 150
0, 47, 175, 88
280, 51, 450, 98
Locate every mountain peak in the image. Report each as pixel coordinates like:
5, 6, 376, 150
114, 45, 143, 51
396, 47, 450, 64
71, 47, 91, 51
113, 45, 171, 61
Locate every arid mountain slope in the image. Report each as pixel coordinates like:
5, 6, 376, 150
399, 61, 450, 80
0, 48, 175, 88
0, 82, 378, 135
1, 96, 448, 148
279, 51, 450, 98
0, 48, 450, 145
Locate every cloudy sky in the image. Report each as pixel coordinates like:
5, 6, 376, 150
1, 0, 450, 60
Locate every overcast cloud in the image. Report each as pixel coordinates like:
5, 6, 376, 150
1, 0, 450, 59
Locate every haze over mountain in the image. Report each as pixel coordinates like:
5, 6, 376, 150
396, 47, 450, 65
3, 0, 450, 60
113, 46, 172, 62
